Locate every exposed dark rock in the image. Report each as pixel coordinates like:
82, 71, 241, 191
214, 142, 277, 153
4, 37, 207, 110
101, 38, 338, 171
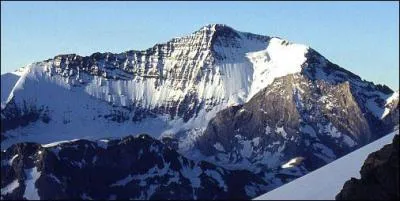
196, 73, 374, 170
1, 134, 269, 200
335, 134, 399, 200
1, 99, 51, 140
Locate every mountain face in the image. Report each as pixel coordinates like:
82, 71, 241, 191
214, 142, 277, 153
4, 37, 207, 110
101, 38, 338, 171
194, 49, 398, 173
336, 134, 399, 200
1, 24, 399, 199
0, 24, 311, 146
1, 135, 268, 200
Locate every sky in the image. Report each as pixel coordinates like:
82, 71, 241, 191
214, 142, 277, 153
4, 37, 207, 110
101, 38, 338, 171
1, 1, 399, 90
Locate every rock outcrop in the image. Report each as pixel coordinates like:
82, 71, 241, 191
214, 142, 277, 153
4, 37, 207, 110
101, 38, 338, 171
1, 134, 269, 200
335, 134, 399, 200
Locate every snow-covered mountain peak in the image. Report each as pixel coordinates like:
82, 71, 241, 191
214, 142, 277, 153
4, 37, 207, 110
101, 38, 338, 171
195, 24, 239, 36
2, 24, 399, 201
5, 25, 312, 111
2, 25, 397, 158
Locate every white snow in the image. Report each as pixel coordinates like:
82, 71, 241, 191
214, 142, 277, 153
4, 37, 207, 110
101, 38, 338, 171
110, 163, 171, 187
382, 91, 399, 118
42, 139, 80, 147
252, 137, 261, 147
318, 123, 357, 148
1, 32, 311, 151
264, 126, 271, 135
23, 167, 41, 200
234, 135, 254, 159
254, 130, 398, 200
342, 135, 357, 147
1, 179, 19, 196
385, 91, 399, 105
1, 73, 21, 109
8, 154, 19, 165
213, 142, 225, 152
366, 98, 386, 119
321, 123, 341, 138
178, 157, 202, 188
281, 157, 304, 169
365, 91, 398, 120
246, 38, 309, 100
275, 126, 288, 139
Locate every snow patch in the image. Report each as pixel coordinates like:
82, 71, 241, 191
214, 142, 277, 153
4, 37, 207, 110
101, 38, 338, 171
265, 126, 271, 135
179, 157, 202, 188
246, 38, 309, 100
1, 179, 19, 196
366, 98, 387, 119
23, 167, 41, 200
342, 135, 357, 147
8, 154, 19, 166
276, 126, 288, 138
213, 143, 225, 152
281, 157, 305, 169
42, 139, 80, 148
252, 137, 261, 147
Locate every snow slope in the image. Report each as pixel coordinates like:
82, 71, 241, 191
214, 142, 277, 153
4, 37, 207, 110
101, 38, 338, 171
1, 69, 24, 109
254, 129, 399, 200
0, 25, 309, 149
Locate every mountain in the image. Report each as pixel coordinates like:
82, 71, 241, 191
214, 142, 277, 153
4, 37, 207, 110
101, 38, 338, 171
254, 130, 398, 200
1, 134, 268, 200
336, 132, 399, 200
1, 24, 398, 199
1, 24, 296, 145
2, 24, 397, 147
192, 50, 398, 172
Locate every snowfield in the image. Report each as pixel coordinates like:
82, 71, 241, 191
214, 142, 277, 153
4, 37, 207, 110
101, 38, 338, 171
254, 130, 399, 200
1, 70, 24, 109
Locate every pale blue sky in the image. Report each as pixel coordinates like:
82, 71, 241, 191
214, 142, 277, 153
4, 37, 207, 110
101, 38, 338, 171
1, 1, 399, 90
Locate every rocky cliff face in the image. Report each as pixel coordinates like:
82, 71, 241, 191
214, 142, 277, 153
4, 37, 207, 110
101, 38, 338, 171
1, 134, 269, 200
194, 49, 398, 173
335, 134, 399, 200
196, 75, 364, 171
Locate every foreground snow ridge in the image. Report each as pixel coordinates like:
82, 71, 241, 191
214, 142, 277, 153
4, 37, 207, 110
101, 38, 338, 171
254, 130, 399, 200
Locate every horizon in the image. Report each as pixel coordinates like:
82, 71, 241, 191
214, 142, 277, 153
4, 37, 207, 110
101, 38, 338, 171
1, 1, 399, 90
